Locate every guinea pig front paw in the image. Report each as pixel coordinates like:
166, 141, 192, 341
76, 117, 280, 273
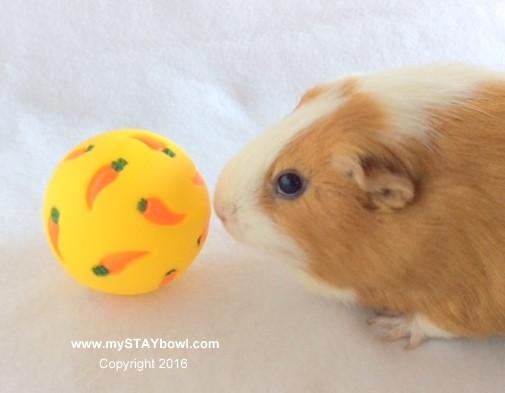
367, 313, 425, 349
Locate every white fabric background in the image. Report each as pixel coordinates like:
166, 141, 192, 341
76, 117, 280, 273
2, 1, 505, 392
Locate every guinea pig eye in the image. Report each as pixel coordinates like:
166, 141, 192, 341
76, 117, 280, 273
275, 171, 306, 199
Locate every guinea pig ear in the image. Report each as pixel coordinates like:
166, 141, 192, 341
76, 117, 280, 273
336, 155, 415, 211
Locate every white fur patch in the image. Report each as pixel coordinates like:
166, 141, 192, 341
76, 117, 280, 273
358, 64, 503, 144
295, 269, 357, 306
415, 313, 455, 339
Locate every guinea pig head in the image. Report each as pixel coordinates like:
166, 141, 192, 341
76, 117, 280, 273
214, 79, 417, 269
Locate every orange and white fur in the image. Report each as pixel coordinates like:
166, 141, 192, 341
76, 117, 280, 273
214, 65, 505, 348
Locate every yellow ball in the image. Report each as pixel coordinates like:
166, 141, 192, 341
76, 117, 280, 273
43, 129, 211, 295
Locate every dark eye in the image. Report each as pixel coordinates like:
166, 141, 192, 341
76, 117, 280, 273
275, 171, 306, 199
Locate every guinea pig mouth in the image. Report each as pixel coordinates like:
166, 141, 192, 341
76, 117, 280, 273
215, 203, 237, 225
219, 215, 242, 240
217, 210, 253, 244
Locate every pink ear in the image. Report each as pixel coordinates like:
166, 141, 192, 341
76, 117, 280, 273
336, 155, 415, 211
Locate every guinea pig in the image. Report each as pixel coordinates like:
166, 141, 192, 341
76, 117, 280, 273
214, 64, 505, 348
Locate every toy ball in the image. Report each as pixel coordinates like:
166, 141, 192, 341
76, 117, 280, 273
43, 129, 211, 295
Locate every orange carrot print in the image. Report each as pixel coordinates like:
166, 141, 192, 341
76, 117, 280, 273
137, 197, 186, 225
92, 251, 149, 276
159, 269, 178, 287
65, 144, 94, 160
132, 136, 176, 157
48, 207, 62, 259
86, 158, 128, 209
192, 171, 204, 186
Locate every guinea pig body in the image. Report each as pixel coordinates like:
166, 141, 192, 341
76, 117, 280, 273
214, 64, 505, 347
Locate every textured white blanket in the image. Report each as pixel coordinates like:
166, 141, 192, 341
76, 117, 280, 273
2, 1, 505, 392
